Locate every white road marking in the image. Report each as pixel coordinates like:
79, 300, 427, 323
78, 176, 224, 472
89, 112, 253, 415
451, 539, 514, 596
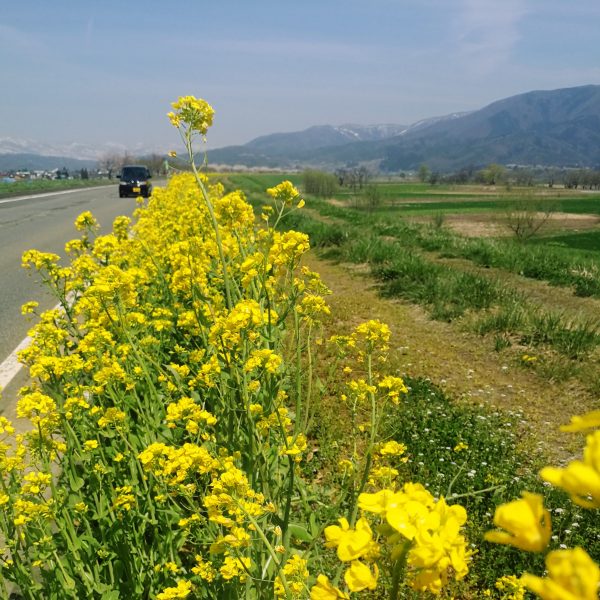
0, 336, 31, 391
0, 292, 76, 391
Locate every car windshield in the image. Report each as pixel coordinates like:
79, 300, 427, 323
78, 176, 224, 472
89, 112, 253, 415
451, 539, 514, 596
121, 167, 148, 180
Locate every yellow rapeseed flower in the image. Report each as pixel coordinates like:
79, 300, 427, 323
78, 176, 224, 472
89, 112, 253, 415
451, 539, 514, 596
191, 555, 216, 582
485, 492, 551, 552
310, 574, 349, 599
344, 560, 378, 593
378, 440, 406, 457
521, 547, 599, 600
156, 580, 193, 600
74, 210, 98, 231
560, 409, 600, 432
169, 96, 214, 135
21, 301, 39, 315
274, 554, 309, 598
324, 517, 373, 562
540, 429, 600, 508
266, 181, 301, 205
494, 575, 526, 600
219, 555, 251, 582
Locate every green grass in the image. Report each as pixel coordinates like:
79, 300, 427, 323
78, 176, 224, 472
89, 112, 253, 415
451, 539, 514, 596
280, 210, 600, 360
220, 173, 303, 195
0, 178, 110, 199
534, 230, 600, 253
349, 195, 600, 217
385, 377, 600, 593
226, 173, 600, 358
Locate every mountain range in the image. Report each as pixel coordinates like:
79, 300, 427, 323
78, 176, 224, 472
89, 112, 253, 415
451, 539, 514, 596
2, 85, 600, 173
208, 84, 600, 171
0, 138, 166, 172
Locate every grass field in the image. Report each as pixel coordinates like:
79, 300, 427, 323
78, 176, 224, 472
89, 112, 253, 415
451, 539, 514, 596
0, 178, 111, 199
226, 171, 600, 389
533, 229, 600, 252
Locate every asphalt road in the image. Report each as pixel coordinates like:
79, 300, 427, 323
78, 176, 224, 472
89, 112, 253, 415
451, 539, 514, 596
0, 183, 145, 408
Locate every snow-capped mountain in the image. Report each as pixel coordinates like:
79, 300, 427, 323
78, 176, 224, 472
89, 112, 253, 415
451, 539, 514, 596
0, 137, 166, 161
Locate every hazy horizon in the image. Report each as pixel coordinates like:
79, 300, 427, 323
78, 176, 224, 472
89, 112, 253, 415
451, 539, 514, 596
2, 1, 599, 153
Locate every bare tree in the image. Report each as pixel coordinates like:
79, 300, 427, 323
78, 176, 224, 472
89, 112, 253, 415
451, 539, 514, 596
138, 153, 166, 176
418, 164, 430, 183
505, 196, 559, 242
363, 184, 382, 212
99, 153, 126, 179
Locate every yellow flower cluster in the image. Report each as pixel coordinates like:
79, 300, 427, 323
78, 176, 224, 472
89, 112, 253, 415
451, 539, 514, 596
540, 429, 600, 508
485, 407, 600, 598
156, 579, 193, 600
168, 95, 215, 135
165, 396, 217, 435
2, 99, 341, 598
267, 180, 302, 206
138, 442, 220, 485
358, 484, 470, 593
274, 554, 309, 598
243, 348, 283, 374
324, 517, 379, 592
485, 492, 551, 552
521, 547, 599, 599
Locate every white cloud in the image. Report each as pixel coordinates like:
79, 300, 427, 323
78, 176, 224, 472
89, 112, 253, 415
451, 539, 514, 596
0, 24, 45, 54
452, 0, 528, 74
160, 32, 373, 64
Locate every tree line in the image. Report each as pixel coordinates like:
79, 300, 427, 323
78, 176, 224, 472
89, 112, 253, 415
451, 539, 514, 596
418, 163, 600, 189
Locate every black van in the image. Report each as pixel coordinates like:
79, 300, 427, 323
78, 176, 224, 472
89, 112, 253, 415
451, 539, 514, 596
117, 165, 152, 198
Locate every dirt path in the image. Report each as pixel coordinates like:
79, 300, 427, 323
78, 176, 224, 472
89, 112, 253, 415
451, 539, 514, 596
305, 251, 598, 464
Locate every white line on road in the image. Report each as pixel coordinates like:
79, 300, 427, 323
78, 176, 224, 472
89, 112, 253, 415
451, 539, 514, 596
0, 292, 75, 391
0, 336, 31, 391
0, 185, 111, 206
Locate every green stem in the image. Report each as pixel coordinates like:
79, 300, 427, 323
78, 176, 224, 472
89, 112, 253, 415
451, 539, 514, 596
303, 325, 313, 432
390, 541, 411, 600
239, 509, 292, 599
294, 311, 303, 435
282, 455, 295, 545
184, 132, 234, 310
349, 352, 377, 527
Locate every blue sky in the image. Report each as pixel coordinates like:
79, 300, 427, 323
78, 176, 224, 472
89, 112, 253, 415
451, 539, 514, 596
1, 0, 599, 151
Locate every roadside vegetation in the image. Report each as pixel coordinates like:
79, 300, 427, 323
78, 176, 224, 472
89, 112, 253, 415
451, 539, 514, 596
0, 178, 111, 200
1, 104, 598, 600
230, 180, 600, 391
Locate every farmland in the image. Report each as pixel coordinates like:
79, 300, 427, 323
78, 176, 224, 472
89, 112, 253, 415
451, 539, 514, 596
224, 174, 600, 437
0, 178, 110, 200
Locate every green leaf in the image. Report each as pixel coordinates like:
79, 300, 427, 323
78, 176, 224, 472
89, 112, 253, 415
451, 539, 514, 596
68, 471, 85, 492
288, 523, 313, 543
55, 564, 76, 590
309, 512, 319, 537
